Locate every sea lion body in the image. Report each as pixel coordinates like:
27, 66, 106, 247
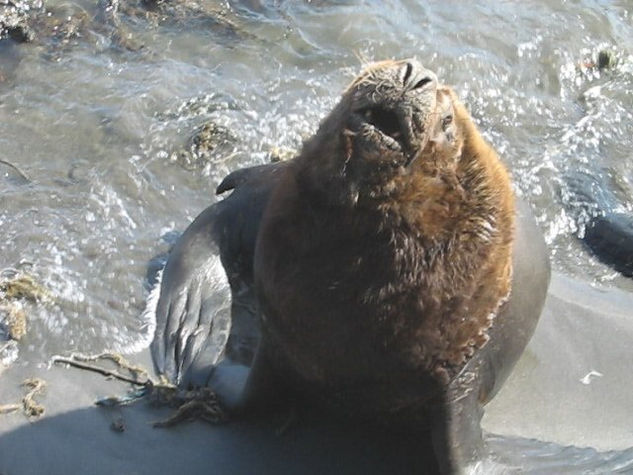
150, 60, 550, 473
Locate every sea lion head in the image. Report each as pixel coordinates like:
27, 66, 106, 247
345, 59, 438, 164
299, 59, 461, 205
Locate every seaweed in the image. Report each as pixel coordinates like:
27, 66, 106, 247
52, 352, 227, 428
0, 378, 46, 417
0, 272, 53, 303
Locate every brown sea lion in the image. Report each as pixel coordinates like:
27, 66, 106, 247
150, 59, 550, 474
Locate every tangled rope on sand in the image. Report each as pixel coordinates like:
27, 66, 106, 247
52, 352, 227, 427
0, 378, 46, 417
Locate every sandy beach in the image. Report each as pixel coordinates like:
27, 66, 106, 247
2, 273, 632, 474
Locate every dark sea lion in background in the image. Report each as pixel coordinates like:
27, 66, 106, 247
150, 59, 550, 473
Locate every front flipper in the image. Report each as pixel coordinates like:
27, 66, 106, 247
148, 161, 292, 389
149, 206, 232, 388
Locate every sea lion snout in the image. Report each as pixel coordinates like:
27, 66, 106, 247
400, 59, 437, 93
346, 60, 438, 170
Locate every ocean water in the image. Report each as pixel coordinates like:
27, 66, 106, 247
1, 0, 632, 472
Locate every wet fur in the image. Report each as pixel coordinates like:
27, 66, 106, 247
254, 61, 515, 419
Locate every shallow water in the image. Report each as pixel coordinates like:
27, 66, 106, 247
1, 0, 632, 471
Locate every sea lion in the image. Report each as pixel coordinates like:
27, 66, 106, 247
150, 59, 550, 474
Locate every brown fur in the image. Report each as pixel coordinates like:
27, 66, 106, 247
395, 88, 515, 378
254, 60, 515, 420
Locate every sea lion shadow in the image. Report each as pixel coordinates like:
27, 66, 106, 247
0, 397, 441, 475
2, 398, 631, 474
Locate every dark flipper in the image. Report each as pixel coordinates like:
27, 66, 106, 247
149, 161, 291, 388
149, 206, 232, 387
432, 377, 485, 474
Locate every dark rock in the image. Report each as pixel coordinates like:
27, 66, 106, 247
583, 212, 633, 277
7, 24, 33, 42
0, 0, 43, 43
597, 50, 617, 70
113, 0, 251, 42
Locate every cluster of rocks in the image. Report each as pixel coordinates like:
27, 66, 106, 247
0, 0, 43, 43
0, 0, 249, 52
172, 122, 238, 172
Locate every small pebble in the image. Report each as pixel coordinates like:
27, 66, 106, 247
110, 416, 126, 432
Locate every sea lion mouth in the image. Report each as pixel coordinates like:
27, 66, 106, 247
349, 103, 425, 167
357, 106, 406, 149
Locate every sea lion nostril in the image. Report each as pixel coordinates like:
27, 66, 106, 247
399, 60, 436, 92
402, 62, 414, 86
413, 76, 433, 90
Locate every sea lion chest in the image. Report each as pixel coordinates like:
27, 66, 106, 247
253, 170, 442, 415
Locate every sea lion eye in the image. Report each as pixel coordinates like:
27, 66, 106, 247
442, 115, 453, 128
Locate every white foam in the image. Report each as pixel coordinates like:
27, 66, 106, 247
122, 269, 162, 355
0, 340, 19, 369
